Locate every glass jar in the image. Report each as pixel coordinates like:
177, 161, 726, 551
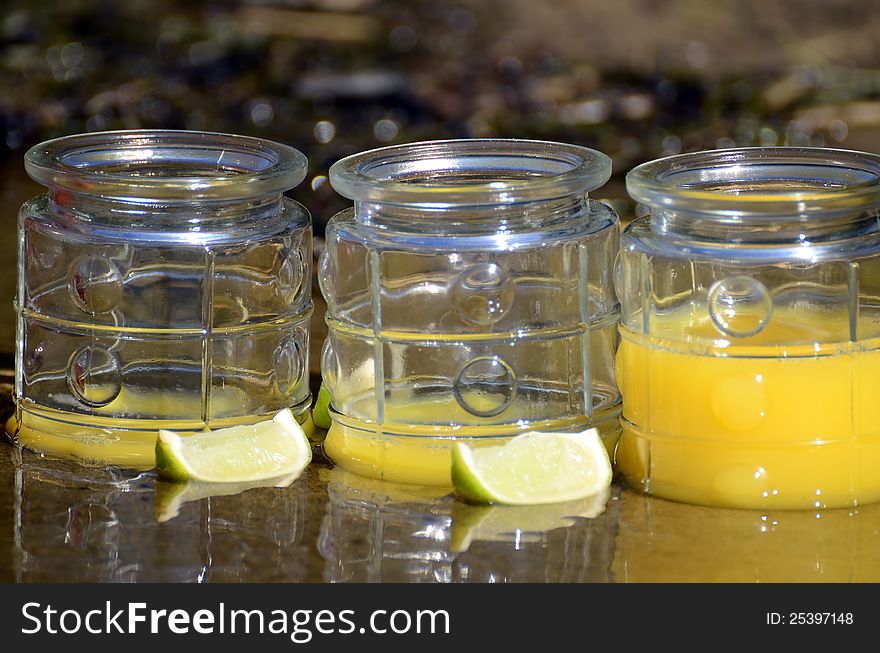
617, 147, 880, 509
320, 139, 621, 486
10, 130, 313, 467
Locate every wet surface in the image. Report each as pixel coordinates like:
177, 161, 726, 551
4, 0, 880, 584
3, 437, 880, 583
0, 444, 617, 582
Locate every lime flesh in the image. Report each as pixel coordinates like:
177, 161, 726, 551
155, 408, 312, 483
452, 428, 612, 505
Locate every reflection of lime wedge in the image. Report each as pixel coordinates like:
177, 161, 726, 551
452, 428, 612, 505
450, 489, 609, 552
155, 408, 312, 483
156, 474, 298, 522
313, 383, 332, 430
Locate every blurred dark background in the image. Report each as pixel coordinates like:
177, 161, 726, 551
1, 0, 880, 357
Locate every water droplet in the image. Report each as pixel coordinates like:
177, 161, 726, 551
708, 276, 772, 337
68, 255, 123, 314
67, 346, 122, 407
274, 336, 303, 397
453, 356, 516, 418
452, 263, 514, 326
25, 343, 44, 374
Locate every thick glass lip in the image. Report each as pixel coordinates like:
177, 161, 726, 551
24, 130, 308, 201
328, 139, 611, 206
627, 147, 880, 218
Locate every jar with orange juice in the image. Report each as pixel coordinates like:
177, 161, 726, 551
616, 147, 880, 509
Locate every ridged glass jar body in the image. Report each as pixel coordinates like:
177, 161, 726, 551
321, 139, 621, 486
12, 130, 313, 466
618, 147, 880, 509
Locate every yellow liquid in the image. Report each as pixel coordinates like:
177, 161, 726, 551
8, 390, 314, 468
613, 491, 880, 582
616, 307, 880, 509
324, 394, 621, 487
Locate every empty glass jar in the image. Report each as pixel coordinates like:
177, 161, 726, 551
320, 139, 621, 486
616, 147, 880, 509
11, 130, 312, 466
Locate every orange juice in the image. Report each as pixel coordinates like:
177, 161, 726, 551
616, 306, 880, 509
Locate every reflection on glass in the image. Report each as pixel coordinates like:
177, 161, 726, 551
11, 448, 208, 582
319, 468, 454, 583
613, 489, 880, 582
7, 447, 312, 582
450, 490, 615, 583
449, 490, 609, 552
318, 467, 616, 582
197, 471, 309, 582
155, 474, 300, 523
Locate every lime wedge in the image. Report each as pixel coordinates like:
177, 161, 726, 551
451, 428, 612, 505
155, 408, 312, 483
313, 382, 332, 430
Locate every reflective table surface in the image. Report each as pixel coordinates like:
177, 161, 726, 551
3, 426, 880, 583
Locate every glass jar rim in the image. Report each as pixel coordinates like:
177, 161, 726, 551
626, 147, 880, 218
328, 139, 611, 206
24, 130, 308, 201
